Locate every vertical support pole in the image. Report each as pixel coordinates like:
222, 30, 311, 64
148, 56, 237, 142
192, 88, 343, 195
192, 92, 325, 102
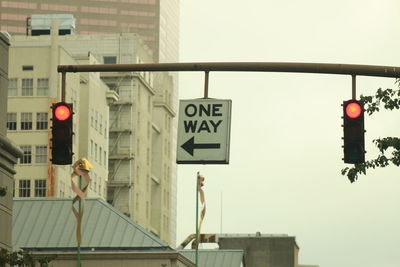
204, 71, 209, 99
220, 191, 223, 234
77, 176, 82, 267
195, 172, 199, 267
352, 75, 356, 100
61, 72, 66, 102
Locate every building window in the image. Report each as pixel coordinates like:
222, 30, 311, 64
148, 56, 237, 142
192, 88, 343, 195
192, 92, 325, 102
35, 145, 47, 163
22, 65, 33, 71
37, 78, 49, 96
95, 143, 98, 162
34, 179, 47, 197
93, 173, 97, 192
98, 177, 102, 195
21, 112, 32, 130
99, 147, 102, 165
7, 113, 17, 130
36, 112, 48, 130
90, 140, 94, 159
21, 78, 33, 96
91, 109, 94, 128
103, 56, 117, 64
19, 180, 31, 197
99, 114, 103, 134
104, 151, 107, 167
20, 146, 32, 164
95, 111, 98, 130
8, 78, 17, 96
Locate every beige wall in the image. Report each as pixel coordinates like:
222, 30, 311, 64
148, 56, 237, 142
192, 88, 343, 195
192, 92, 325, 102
8, 32, 177, 245
0, 32, 22, 251
0, 138, 21, 250
8, 34, 109, 200
0, 33, 9, 135
59, 33, 177, 244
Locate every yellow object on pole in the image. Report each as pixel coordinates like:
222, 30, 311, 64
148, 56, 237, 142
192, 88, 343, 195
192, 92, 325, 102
70, 158, 93, 243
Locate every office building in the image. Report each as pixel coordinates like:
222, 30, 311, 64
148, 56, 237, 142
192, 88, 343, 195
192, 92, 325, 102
7, 24, 115, 201
0, 31, 23, 251
8, 22, 177, 244
0, 0, 180, 63
59, 32, 177, 244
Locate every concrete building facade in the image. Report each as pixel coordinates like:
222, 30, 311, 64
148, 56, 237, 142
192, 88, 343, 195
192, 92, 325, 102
0, 0, 180, 63
0, 31, 23, 250
8, 29, 177, 245
7, 28, 114, 200
59, 33, 177, 244
218, 234, 299, 267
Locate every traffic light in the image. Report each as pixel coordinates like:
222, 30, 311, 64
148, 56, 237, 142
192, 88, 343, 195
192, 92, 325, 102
51, 102, 73, 165
342, 99, 365, 164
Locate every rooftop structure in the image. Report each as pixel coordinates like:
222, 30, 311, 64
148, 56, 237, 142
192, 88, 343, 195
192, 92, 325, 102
179, 249, 245, 267
13, 198, 194, 267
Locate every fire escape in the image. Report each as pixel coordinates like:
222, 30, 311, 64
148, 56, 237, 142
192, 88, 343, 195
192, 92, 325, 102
104, 75, 135, 214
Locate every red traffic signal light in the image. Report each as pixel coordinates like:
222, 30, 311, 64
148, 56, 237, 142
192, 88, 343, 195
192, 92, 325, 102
51, 102, 73, 165
345, 102, 362, 119
342, 100, 365, 164
54, 105, 71, 121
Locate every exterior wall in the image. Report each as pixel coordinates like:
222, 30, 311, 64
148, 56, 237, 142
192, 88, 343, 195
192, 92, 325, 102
0, 0, 180, 64
0, 136, 21, 250
218, 236, 299, 267
0, 32, 22, 251
0, 32, 9, 134
7, 33, 109, 200
8, 32, 177, 245
59, 33, 177, 244
152, 72, 176, 245
75, 55, 110, 199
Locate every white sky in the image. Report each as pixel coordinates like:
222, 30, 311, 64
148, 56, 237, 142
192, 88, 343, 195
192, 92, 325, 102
176, 1, 400, 267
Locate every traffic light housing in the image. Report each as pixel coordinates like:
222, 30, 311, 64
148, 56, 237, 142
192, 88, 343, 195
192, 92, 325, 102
51, 102, 73, 165
342, 99, 365, 164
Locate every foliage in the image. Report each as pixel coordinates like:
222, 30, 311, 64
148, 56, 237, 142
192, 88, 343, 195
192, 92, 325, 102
0, 248, 55, 267
341, 80, 400, 182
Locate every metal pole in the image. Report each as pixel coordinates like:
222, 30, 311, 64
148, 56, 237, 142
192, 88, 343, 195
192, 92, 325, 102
204, 71, 209, 98
61, 72, 66, 102
195, 172, 199, 267
220, 191, 223, 234
58, 62, 400, 78
77, 176, 82, 267
352, 75, 356, 99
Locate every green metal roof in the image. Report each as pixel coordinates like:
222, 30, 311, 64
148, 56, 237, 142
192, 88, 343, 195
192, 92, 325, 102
179, 249, 244, 267
13, 198, 169, 250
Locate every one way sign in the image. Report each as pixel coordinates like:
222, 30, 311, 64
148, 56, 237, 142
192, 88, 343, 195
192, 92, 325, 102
177, 99, 232, 164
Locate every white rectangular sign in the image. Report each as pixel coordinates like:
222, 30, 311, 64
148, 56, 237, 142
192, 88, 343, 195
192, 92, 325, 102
177, 99, 232, 164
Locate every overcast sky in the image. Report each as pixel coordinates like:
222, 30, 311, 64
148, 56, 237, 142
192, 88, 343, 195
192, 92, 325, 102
176, 1, 400, 267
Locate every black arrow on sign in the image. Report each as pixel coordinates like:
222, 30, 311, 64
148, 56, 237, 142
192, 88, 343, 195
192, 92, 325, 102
181, 136, 221, 156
